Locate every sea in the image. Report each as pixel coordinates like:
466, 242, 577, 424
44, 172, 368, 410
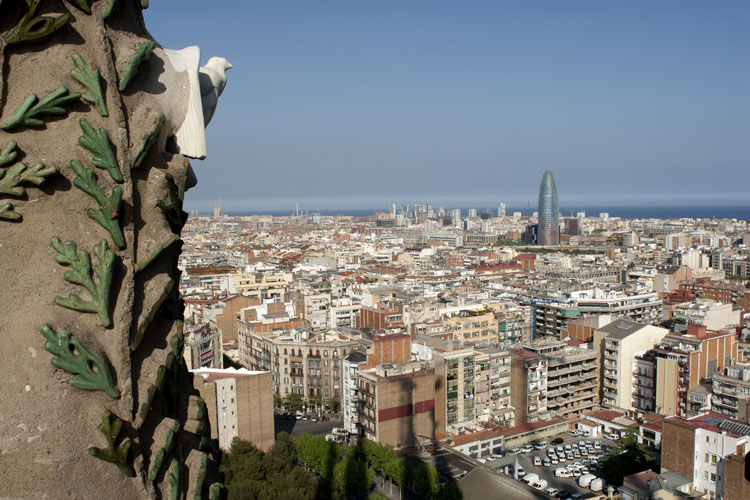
223, 205, 750, 221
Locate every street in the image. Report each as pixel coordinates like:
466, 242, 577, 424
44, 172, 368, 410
274, 414, 342, 439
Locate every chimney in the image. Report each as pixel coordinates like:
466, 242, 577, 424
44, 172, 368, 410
687, 323, 707, 338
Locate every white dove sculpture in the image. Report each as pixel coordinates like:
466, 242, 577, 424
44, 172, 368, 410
199, 57, 233, 127
152, 46, 232, 159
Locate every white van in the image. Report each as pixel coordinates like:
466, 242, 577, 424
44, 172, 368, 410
554, 467, 569, 478
523, 473, 539, 484
578, 474, 597, 488
532, 479, 548, 490
590, 478, 604, 492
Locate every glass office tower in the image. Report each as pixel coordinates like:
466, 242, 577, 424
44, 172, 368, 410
538, 170, 559, 246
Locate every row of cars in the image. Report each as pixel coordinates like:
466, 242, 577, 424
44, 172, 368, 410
540, 440, 602, 466
513, 469, 580, 500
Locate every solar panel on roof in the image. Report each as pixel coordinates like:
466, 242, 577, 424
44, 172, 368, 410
719, 420, 750, 436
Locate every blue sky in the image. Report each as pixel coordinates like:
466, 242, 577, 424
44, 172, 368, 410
144, 1, 749, 213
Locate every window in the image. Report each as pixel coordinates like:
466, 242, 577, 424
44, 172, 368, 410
705, 453, 709, 463
710, 473, 715, 482
704, 471, 708, 480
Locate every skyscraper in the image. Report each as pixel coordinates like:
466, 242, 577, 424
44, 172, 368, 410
538, 170, 559, 246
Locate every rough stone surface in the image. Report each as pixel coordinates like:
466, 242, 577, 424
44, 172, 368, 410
0, 2, 222, 498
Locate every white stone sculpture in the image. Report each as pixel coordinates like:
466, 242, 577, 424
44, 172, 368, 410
199, 57, 233, 127
149, 46, 231, 160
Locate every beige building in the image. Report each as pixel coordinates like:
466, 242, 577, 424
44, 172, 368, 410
444, 308, 499, 346
183, 322, 222, 370
473, 346, 513, 427
358, 361, 435, 447
244, 327, 364, 412
522, 340, 599, 419
510, 349, 549, 424
193, 368, 275, 452
433, 347, 477, 434
231, 270, 287, 301
594, 319, 669, 409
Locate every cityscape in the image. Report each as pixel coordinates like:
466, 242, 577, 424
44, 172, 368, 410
181, 170, 750, 500
0, 2, 747, 500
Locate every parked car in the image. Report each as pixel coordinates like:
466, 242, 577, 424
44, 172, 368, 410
594, 440, 602, 449
550, 457, 559, 465
535, 441, 548, 449
551, 437, 564, 445
606, 432, 620, 441
556, 490, 572, 499
533, 456, 542, 466
543, 458, 551, 467
571, 494, 582, 500
532, 479, 548, 490
514, 466, 525, 478
546, 487, 558, 497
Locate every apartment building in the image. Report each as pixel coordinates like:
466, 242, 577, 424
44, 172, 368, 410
662, 412, 750, 500
231, 270, 288, 301
633, 325, 738, 417
329, 297, 360, 329
712, 364, 750, 421
444, 308, 499, 346
214, 295, 259, 343
522, 340, 599, 419
341, 333, 412, 435
183, 322, 223, 370
535, 289, 662, 339
244, 328, 364, 412
680, 279, 750, 309
193, 368, 275, 452
510, 349, 549, 424
473, 346, 513, 427
594, 319, 668, 409
358, 361, 435, 447
433, 347, 477, 434
236, 301, 305, 367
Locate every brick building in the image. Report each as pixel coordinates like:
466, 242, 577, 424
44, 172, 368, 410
193, 368, 275, 452
358, 361, 435, 447
661, 412, 750, 500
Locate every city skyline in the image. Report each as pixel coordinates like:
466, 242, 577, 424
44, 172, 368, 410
144, 1, 749, 212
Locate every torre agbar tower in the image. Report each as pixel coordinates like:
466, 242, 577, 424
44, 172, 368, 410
538, 170, 560, 246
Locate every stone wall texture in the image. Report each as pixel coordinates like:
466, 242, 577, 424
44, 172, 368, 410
0, 1, 222, 498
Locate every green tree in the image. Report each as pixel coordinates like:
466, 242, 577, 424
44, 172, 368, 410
412, 463, 441, 499
222, 436, 317, 500
436, 481, 463, 500
600, 430, 659, 486
333, 455, 374, 499
283, 392, 303, 412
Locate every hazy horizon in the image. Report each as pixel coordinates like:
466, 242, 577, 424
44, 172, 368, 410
145, 1, 749, 214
